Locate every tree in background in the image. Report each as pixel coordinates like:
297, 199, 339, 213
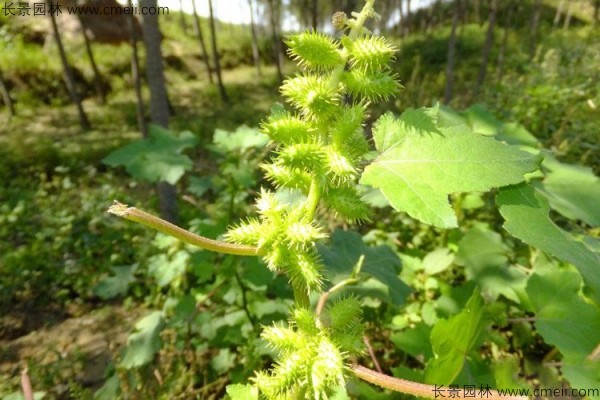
48, 3, 90, 130
444, 0, 461, 103
0, 70, 14, 119
563, 0, 573, 29
207, 0, 229, 103
247, 0, 262, 77
553, 0, 565, 28
404, 0, 411, 35
267, 0, 284, 82
126, 0, 147, 138
529, 0, 541, 59
141, 0, 178, 222
77, 15, 107, 104
191, 0, 214, 84
475, 0, 497, 95
178, 0, 189, 34
496, 0, 514, 82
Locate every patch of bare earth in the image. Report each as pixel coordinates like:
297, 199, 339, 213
0, 304, 144, 394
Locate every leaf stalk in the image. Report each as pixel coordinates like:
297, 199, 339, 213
108, 201, 262, 256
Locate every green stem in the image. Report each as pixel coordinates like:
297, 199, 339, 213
303, 0, 376, 221
329, 0, 376, 90
304, 178, 321, 220
292, 282, 310, 309
108, 201, 262, 256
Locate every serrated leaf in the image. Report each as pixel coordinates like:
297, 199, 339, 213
456, 229, 527, 303
361, 108, 540, 228
497, 183, 600, 302
226, 384, 258, 400
103, 124, 197, 184
535, 156, 600, 227
119, 311, 165, 369
371, 109, 440, 153
93, 264, 138, 300
317, 230, 410, 305
526, 271, 600, 361
425, 291, 487, 385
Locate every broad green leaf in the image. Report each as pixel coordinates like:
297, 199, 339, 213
562, 361, 600, 400
226, 384, 258, 400
148, 251, 189, 288
497, 184, 600, 302
210, 125, 269, 154
187, 176, 213, 197
94, 374, 119, 400
317, 230, 410, 305
422, 247, 454, 275
526, 271, 600, 361
456, 229, 527, 303
119, 311, 165, 369
535, 156, 600, 227
103, 124, 198, 184
438, 104, 468, 128
425, 291, 486, 385
391, 322, 433, 360
93, 264, 138, 300
464, 104, 502, 136
372, 107, 440, 152
498, 122, 540, 147
361, 107, 540, 228
211, 348, 236, 373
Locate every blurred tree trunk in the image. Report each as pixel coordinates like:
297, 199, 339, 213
49, 9, 90, 130
178, 0, 188, 34
405, 0, 411, 36
563, 1, 573, 29
126, 0, 147, 138
473, 0, 482, 25
553, 0, 565, 28
342, 0, 358, 15
529, 0, 541, 59
311, 0, 318, 30
248, 0, 263, 77
475, 0, 497, 95
397, 0, 404, 36
0, 70, 14, 119
207, 0, 229, 103
424, 1, 435, 33
191, 0, 214, 84
78, 16, 106, 104
268, 0, 284, 83
444, 0, 461, 104
141, 0, 178, 223
496, 1, 513, 82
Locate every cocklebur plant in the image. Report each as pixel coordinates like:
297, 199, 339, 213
109, 0, 600, 398
225, 0, 398, 309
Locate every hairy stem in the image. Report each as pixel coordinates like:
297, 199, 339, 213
293, 282, 311, 309
303, 0, 376, 222
350, 364, 527, 400
108, 201, 262, 256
